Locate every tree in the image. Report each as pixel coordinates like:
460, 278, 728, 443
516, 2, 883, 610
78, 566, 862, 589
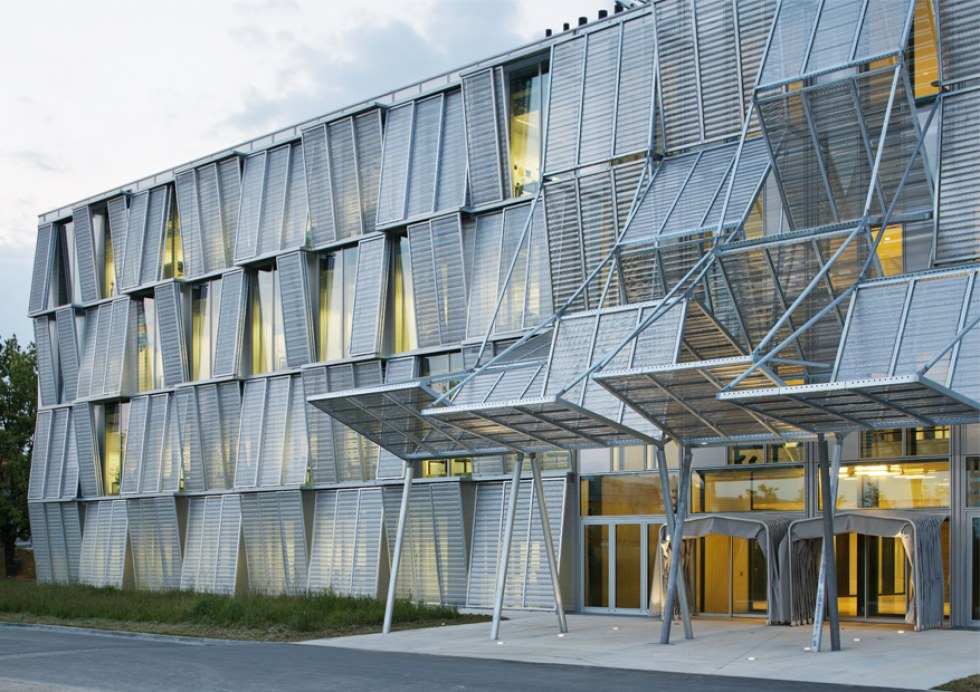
0, 336, 37, 577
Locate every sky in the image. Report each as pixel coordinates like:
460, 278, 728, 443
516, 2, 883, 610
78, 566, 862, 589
0, 0, 614, 343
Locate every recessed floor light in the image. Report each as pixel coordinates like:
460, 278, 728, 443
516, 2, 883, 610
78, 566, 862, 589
803, 646, 812, 651
747, 656, 757, 661
897, 630, 905, 635
557, 633, 565, 638
853, 638, 861, 642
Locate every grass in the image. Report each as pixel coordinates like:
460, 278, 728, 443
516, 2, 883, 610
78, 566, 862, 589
933, 675, 980, 692
0, 580, 489, 641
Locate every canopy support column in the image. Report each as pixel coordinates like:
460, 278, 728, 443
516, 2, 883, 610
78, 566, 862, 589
530, 452, 568, 634
491, 453, 524, 640
661, 445, 693, 645
383, 460, 414, 634
655, 444, 693, 639
812, 433, 843, 652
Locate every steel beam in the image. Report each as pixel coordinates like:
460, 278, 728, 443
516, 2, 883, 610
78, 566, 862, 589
661, 445, 692, 645
383, 460, 414, 634
491, 454, 525, 640
529, 453, 568, 633
811, 434, 842, 652
655, 444, 693, 639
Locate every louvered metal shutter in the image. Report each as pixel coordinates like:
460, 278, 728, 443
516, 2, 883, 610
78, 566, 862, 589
277, 251, 314, 367
73, 403, 100, 497
407, 95, 443, 218
257, 145, 289, 256
282, 142, 309, 249
328, 119, 362, 238
154, 281, 187, 386
937, 90, 980, 263
615, 15, 655, 156
349, 236, 388, 356
579, 26, 620, 165
29, 503, 52, 582
282, 374, 309, 485
28, 411, 52, 501
377, 104, 413, 225
35, 318, 58, 406
61, 416, 80, 500
140, 186, 169, 286
176, 170, 205, 278
72, 205, 101, 303
104, 298, 134, 395
120, 396, 148, 496
302, 124, 336, 245
302, 366, 338, 484
463, 70, 506, 205
106, 196, 129, 290
940, 0, 980, 84
43, 410, 70, 501
120, 191, 148, 290
176, 388, 205, 491
197, 163, 227, 273
437, 90, 468, 210
236, 378, 267, 488
55, 307, 78, 403
29, 224, 55, 314
212, 270, 247, 377
355, 110, 384, 235
236, 152, 265, 261
259, 376, 290, 487
544, 39, 585, 174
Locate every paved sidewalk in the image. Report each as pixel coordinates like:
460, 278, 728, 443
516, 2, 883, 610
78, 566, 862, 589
305, 612, 980, 690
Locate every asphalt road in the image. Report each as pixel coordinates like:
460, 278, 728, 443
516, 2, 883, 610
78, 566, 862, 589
0, 625, 904, 692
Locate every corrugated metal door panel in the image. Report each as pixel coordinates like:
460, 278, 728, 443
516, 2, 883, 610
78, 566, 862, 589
28, 411, 52, 501
29, 224, 54, 314
236, 378, 267, 488
34, 318, 58, 406
349, 236, 388, 356
940, 0, 980, 84
154, 282, 186, 386
120, 396, 148, 495
259, 377, 290, 487
257, 145, 289, 256
175, 171, 205, 278
436, 90, 468, 211
462, 70, 504, 205
937, 91, 980, 263
235, 152, 265, 261
196, 163, 226, 273
302, 124, 336, 246
140, 187, 168, 287
72, 205, 100, 303
377, 104, 413, 225
212, 270, 247, 377
544, 38, 586, 174
282, 374, 310, 485
277, 251, 314, 367
615, 15, 655, 156
407, 95, 443, 218
282, 142, 309, 249
328, 119, 362, 239
579, 25, 619, 165
120, 191, 148, 290
73, 403, 100, 498
354, 110, 384, 235
217, 158, 241, 264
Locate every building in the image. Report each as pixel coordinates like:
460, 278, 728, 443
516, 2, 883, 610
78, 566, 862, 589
26, 0, 980, 636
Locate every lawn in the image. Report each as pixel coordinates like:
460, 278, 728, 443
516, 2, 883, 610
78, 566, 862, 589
0, 580, 489, 641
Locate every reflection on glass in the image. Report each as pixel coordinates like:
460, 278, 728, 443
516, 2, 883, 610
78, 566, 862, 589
732, 537, 768, 614
580, 472, 677, 516
692, 467, 805, 513
391, 237, 417, 353
695, 534, 730, 614
874, 225, 903, 277
251, 268, 287, 374
137, 298, 164, 391
615, 524, 641, 609
103, 403, 128, 496
585, 524, 608, 608
967, 457, 980, 508
829, 461, 949, 509
319, 247, 358, 361
162, 198, 184, 280
103, 221, 116, 299
911, 0, 939, 99
861, 429, 904, 458
612, 446, 651, 471
910, 426, 950, 456
972, 518, 980, 622
509, 64, 547, 197
191, 280, 221, 381
421, 458, 472, 478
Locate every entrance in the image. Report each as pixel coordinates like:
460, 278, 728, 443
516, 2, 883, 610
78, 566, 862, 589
835, 533, 908, 618
582, 520, 663, 613
971, 516, 980, 625
689, 535, 768, 616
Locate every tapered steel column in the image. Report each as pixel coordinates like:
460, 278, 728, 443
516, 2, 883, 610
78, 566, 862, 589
812, 434, 842, 652
491, 454, 524, 640
661, 445, 692, 645
383, 461, 413, 634
655, 444, 693, 639
529, 452, 568, 633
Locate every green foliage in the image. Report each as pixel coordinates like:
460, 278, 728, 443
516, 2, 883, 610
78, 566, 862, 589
0, 581, 483, 640
0, 336, 37, 577
933, 674, 980, 692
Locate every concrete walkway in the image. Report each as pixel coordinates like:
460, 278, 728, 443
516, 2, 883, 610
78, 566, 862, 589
305, 612, 980, 690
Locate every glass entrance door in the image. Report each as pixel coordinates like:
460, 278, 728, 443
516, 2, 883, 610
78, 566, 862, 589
690, 536, 768, 616
835, 533, 909, 618
971, 517, 980, 625
582, 520, 663, 613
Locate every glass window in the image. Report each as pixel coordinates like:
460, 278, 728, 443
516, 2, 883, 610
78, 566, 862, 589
860, 426, 950, 458
828, 460, 950, 509
136, 297, 164, 391
612, 446, 652, 472
191, 279, 221, 381
102, 402, 128, 496
580, 472, 677, 516
389, 237, 417, 354
508, 61, 548, 197
875, 225, 904, 277
692, 467, 805, 512
318, 247, 358, 361
422, 458, 472, 479
967, 457, 980, 508
94, 209, 117, 299
861, 429, 905, 458
250, 267, 286, 374
162, 195, 184, 280
910, 0, 939, 100
909, 426, 950, 456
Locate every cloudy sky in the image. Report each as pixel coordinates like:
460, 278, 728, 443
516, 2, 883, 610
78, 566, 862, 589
0, 0, 613, 343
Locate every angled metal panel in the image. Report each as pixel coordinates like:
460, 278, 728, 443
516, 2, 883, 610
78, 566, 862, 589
855, 0, 915, 61
105, 500, 129, 588
259, 377, 290, 487
805, 0, 866, 75
120, 191, 148, 290
73, 403, 100, 497
282, 374, 309, 485
408, 221, 439, 346
377, 104, 413, 225
758, 0, 822, 88
29, 223, 55, 314
895, 274, 970, 382
349, 236, 388, 356
951, 275, 980, 402
140, 186, 169, 286
45, 501, 69, 582
72, 205, 100, 303
177, 387, 206, 492
34, 317, 58, 406
196, 163, 227, 273
61, 416, 79, 500
544, 38, 586, 174
120, 396, 149, 495
29, 503, 52, 582
61, 502, 82, 581
495, 204, 532, 335
544, 179, 586, 313
615, 14, 656, 156
696, 0, 742, 141
939, 0, 980, 84
436, 90, 468, 211
43, 409, 70, 501
154, 282, 187, 386
217, 158, 241, 266
351, 488, 383, 597
466, 481, 504, 606
937, 90, 980, 263
180, 497, 205, 591
218, 381, 242, 485
90, 304, 114, 396
28, 410, 52, 501
354, 110, 384, 235
407, 95, 443, 218
328, 118, 362, 239
431, 214, 469, 343
257, 145, 290, 256
212, 270, 247, 377
656, 0, 701, 151
493, 67, 512, 199
106, 197, 129, 294
466, 211, 503, 339
308, 491, 338, 592
104, 298, 133, 395
580, 25, 620, 164
282, 141, 309, 249
235, 378, 267, 488
277, 251, 314, 367
463, 69, 505, 204
160, 395, 182, 492
836, 282, 910, 379
215, 494, 243, 594
525, 201, 553, 327
622, 152, 698, 245
235, 151, 265, 261
75, 309, 98, 400
737, 1, 779, 115
302, 124, 336, 246
175, 170, 205, 278
302, 367, 338, 485
55, 307, 79, 402
141, 394, 168, 494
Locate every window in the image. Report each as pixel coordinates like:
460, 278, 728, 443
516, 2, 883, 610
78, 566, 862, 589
508, 61, 548, 197
860, 426, 950, 459
967, 457, 980, 508
728, 442, 804, 464
692, 467, 805, 512
162, 195, 184, 280
580, 472, 677, 516
825, 460, 950, 509
318, 247, 358, 361
136, 297, 164, 391
102, 402, 128, 496
388, 237, 417, 354
250, 267, 286, 374
909, 0, 939, 100
422, 458, 472, 479
191, 279, 222, 380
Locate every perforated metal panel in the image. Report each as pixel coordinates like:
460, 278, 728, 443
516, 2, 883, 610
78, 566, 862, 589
302, 124, 335, 245
55, 308, 79, 402
937, 90, 980, 263
407, 95, 442, 218
409, 216, 467, 347
308, 488, 383, 596
175, 170, 205, 278
282, 141, 308, 249
34, 317, 58, 406
241, 490, 308, 595
72, 205, 100, 303
377, 104, 413, 225
302, 367, 337, 485
836, 282, 910, 379
28, 411, 52, 501
128, 497, 181, 591
277, 251, 314, 367
544, 38, 586, 174
140, 186, 169, 286
437, 90, 468, 210
615, 15, 655, 156
354, 110, 383, 235
29, 224, 55, 314
73, 403, 100, 498
120, 396, 148, 495
213, 270, 247, 377
236, 152, 265, 261
154, 282, 186, 386
940, 0, 980, 85
197, 163, 227, 273
463, 69, 505, 205
349, 236, 388, 356
103, 298, 133, 395
121, 191, 148, 290
235, 378, 267, 488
